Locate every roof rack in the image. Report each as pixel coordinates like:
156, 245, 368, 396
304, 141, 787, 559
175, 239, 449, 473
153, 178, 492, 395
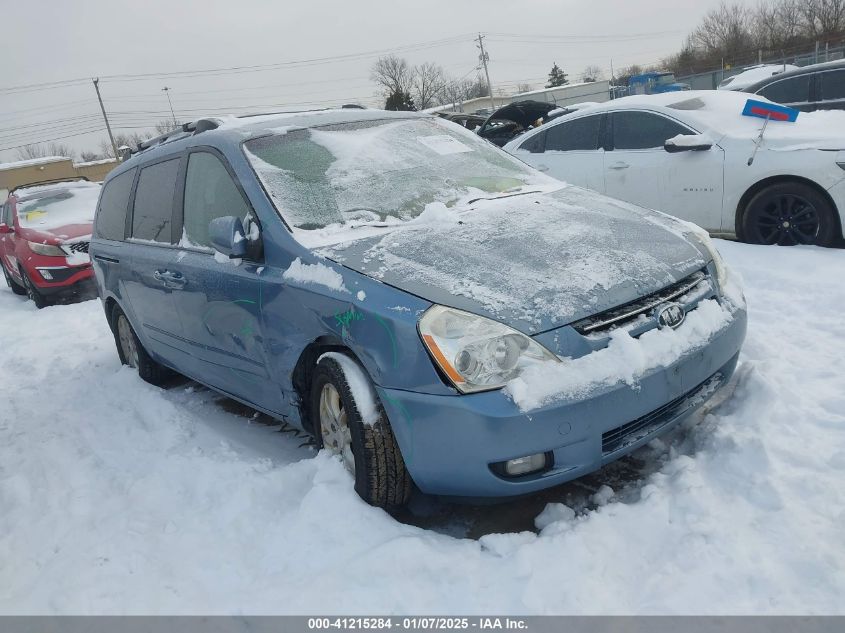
121, 117, 223, 161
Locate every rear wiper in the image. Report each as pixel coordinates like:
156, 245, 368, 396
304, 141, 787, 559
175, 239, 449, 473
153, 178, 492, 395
468, 189, 542, 204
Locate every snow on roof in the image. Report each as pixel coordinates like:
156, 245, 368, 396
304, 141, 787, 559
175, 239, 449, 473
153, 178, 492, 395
0, 156, 71, 171
73, 158, 118, 168
718, 64, 799, 91
588, 90, 845, 146
14, 179, 100, 198
511, 80, 608, 99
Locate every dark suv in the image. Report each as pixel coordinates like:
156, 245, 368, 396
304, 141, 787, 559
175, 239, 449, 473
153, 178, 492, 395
744, 59, 845, 111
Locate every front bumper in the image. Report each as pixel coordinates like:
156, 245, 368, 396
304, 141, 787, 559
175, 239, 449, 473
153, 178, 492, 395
378, 304, 747, 497
29, 264, 94, 295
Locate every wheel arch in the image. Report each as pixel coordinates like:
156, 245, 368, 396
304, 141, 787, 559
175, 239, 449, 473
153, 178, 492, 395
291, 336, 370, 436
735, 175, 842, 240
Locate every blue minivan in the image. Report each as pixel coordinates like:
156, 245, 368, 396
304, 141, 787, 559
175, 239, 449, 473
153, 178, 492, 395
90, 109, 746, 509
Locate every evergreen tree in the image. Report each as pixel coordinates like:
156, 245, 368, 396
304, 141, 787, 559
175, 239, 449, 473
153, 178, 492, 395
545, 63, 569, 88
384, 89, 416, 111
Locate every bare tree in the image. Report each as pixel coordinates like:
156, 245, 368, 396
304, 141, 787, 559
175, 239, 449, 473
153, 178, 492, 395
16, 143, 75, 161
801, 0, 845, 37
100, 131, 151, 158
581, 65, 604, 82
154, 119, 182, 135
693, 2, 754, 61
516, 83, 533, 94
371, 55, 413, 98
411, 62, 447, 110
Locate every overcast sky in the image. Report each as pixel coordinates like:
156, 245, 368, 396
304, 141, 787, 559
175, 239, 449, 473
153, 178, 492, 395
0, 0, 740, 162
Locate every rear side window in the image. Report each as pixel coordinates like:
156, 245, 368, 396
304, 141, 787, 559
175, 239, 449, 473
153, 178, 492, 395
94, 169, 135, 240
182, 152, 251, 249
519, 132, 546, 153
544, 116, 601, 151
611, 111, 690, 150
757, 75, 810, 104
131, 158, 180, 243
820, 70, 845, 101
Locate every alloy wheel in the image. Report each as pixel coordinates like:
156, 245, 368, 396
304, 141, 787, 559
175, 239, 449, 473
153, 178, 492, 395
319, 382, 355, 473
753, 193, 820, 245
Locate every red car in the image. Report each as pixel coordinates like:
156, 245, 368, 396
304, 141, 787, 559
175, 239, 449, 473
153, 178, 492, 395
1, 179, 100, 308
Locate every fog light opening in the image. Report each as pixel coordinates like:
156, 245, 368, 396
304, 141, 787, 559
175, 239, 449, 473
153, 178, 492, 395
502, 452, 547, 477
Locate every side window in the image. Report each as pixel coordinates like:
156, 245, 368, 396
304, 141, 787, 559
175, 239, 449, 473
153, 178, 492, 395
820, 70, 845, 101
612, 111, 691, 150
131, 158, 180, 243
519, 131, 546, 153
544, 116, 601, 151
1, 203, 8, 225
94, 168, 135, 241
182, 152, 252, 249
757, 75, 810, 104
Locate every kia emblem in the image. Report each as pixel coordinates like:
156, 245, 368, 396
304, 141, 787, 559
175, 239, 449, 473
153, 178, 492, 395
657, 303, 686, 329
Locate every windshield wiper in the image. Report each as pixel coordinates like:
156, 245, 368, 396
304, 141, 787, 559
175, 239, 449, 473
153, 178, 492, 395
468, 189, 542, 204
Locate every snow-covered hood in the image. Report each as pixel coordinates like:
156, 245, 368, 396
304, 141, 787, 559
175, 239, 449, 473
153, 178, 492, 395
317, 187, 709, 333
18, 222, 92, 245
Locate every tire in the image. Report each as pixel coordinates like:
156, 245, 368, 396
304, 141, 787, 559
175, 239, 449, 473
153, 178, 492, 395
19, 267, 49, 308
739, 182, 839, 247
309, 354, 412, 510
3, 265, 26, 296
111, 305, 173, 386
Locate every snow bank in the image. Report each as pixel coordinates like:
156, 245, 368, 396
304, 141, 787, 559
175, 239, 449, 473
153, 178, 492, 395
0, 241, 844, 614
282, 257, 348, 293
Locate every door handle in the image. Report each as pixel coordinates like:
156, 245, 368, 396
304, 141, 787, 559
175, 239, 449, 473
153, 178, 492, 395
608, 161, 630, 170
536, 163, 550, 172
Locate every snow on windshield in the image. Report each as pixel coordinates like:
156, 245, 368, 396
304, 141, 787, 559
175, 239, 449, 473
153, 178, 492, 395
244, 117, 549, 231
16, 184, 100, 232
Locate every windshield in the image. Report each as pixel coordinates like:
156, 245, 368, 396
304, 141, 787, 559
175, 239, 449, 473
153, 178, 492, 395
243, 117, 543, 230
16, 185, 100, 231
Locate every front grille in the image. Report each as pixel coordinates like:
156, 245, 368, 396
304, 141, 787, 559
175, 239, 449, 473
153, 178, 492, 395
67, 241, 89, 254
572, 270, 708, 336
601, 371, 724, 455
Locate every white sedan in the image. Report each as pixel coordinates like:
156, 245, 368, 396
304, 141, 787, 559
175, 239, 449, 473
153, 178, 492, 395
503, 90, 845, 246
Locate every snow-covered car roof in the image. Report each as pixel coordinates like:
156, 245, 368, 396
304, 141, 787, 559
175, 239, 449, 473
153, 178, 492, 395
717, 64, 798, 91
13, 179, 100, 201
520, 90, 845, 148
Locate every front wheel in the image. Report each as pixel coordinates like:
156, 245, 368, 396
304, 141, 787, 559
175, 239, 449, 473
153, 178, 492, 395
740, 182, 839, 246
20, 268, 49, 308
309, 354, 412, 510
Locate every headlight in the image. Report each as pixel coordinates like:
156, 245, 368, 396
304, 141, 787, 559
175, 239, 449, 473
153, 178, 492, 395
683, 223, 728, 290
27, 241, 66, 257
419, 305, 560, 393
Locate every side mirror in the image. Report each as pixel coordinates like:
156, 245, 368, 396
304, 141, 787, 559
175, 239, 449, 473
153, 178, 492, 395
0, 223, 13, 234
664, 135, 713, 153
209, 216, 247, 259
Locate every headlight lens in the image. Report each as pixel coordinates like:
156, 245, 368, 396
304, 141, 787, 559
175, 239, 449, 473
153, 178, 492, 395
683, 223, 728, 290
419, 305, 560, 393
27, 241, 66, 257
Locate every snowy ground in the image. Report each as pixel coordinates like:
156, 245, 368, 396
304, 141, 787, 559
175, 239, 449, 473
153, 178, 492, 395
1, 240, 843, 614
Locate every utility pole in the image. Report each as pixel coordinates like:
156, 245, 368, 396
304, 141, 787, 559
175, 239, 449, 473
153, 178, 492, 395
476, 33, 495, 111
92, 78, 118, 160
162, 87, 177, 128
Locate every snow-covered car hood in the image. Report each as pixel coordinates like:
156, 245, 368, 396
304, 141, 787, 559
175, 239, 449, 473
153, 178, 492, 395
316, 186, 709, 333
